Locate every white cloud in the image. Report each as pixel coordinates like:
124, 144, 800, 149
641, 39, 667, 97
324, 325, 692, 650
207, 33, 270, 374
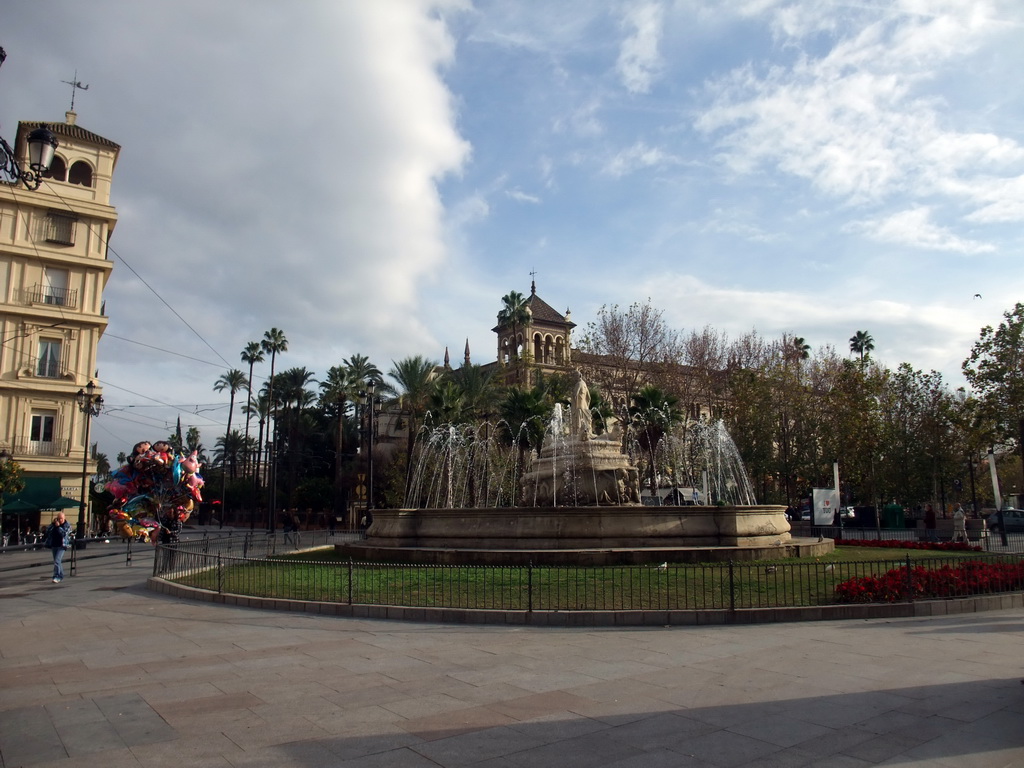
847, 207, 995, 254
507, 188, 542, 204
602, 141, 677, 177
616, 1, 665, 94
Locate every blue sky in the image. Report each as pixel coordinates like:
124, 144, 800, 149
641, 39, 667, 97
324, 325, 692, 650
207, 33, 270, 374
3, 1, 1023, 462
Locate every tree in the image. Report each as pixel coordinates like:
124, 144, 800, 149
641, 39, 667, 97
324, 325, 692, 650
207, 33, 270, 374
497, 291, 531, 359
388, 355, 439, 481
260, 328, 288, 528
963, 303, 1024, 487
577, 300, 684, 403
214, 430, 249, 481
784, 334, 811, 364
628, 385, 683, 498
213, 369, 248, 481
497, 384, 551, 483
849, 330, 875, 365
240, 341, 264, 468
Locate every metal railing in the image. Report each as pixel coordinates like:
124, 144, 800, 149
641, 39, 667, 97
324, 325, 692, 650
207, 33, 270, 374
153, 540, 1024, 613
803, 524, 1024, 553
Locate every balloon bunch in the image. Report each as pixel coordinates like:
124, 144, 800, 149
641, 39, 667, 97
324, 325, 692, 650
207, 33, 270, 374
101, 440, 205, 544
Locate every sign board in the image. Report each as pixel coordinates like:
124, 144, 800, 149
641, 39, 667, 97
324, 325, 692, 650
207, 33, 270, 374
812, 487, 839, 526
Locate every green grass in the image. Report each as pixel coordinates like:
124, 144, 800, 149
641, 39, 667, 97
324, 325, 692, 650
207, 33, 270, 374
170, 545, 1016, 611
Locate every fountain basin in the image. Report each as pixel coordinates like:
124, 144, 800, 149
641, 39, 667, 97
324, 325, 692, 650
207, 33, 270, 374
341, 506, 833, 565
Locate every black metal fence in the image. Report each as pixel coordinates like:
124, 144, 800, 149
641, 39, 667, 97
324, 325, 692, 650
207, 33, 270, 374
154, 537, 1024, 613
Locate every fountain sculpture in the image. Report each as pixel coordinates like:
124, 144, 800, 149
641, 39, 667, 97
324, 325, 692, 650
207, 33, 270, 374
345, 374, 830, 565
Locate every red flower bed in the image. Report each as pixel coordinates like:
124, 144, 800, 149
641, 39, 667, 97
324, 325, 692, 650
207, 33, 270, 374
836, 538, 981, 552
834, 560, 1024, 603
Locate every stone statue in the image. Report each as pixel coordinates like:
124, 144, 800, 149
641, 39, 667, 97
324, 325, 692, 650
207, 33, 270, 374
571, 370, 593, 440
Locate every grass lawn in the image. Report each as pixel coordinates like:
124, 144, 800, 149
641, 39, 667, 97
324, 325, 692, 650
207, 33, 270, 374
171, 544, 1016, 611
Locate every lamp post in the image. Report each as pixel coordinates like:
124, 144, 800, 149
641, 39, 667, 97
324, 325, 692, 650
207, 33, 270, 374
76, 382, 103, 541
0, 449, 10, 546
358, 381, 382, 525
0, 48, 59, 190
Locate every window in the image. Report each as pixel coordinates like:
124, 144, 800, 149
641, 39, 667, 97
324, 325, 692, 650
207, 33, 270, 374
68, 161, 93, 187
43, 267, 70, 306
37, 340, 62, 378
31, 413, 56, 443
44, 211, 77, 246
42, 156, 67, 182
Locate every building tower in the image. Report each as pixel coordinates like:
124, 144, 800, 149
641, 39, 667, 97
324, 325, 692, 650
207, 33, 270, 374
491, 279, 575, 386
0, 111, 120, 531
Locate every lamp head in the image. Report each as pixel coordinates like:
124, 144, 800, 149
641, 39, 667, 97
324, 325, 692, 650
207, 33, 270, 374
26, 125, 58, 173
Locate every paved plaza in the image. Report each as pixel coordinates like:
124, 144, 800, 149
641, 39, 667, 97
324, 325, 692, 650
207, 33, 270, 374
1, 540, 1023, 767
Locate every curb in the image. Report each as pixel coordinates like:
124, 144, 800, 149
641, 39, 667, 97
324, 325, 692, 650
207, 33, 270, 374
147, 576, 1024, 626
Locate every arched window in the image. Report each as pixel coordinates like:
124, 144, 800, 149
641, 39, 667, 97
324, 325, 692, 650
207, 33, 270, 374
68, 161, 93, 187
42, 156, 67, 182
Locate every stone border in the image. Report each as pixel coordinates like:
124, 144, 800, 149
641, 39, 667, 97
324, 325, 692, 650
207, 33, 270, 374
147, 576, 1024, 626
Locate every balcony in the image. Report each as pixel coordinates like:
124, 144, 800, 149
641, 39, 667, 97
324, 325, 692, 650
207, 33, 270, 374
12, 439, 71, 458
24, 284, 79, 309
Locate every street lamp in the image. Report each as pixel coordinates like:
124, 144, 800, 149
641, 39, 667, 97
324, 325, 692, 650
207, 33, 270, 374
75, 382, 103, 541
0, 48, 59, 190
0, 449, 10, 546
358, 381, 382, 524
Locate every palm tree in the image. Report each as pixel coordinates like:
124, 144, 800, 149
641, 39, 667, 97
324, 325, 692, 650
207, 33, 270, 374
784, 335, 811, 364
629, 385, 683, 498
214, 430, 249, 480
240, 341, 264, 470
849, 330, 875, 365
449, 363, 500, 423
260, 328, 287, 528
388, 355, 439, 479
498, 385, 551, 486
426, 380, 467, 426
214, 369, 248, 513
344, 353, 383, 387
497, 290, 531, 373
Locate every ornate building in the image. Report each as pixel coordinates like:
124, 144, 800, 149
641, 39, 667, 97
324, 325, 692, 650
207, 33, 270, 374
489, 279, 576, 386
0, 111, 120, 533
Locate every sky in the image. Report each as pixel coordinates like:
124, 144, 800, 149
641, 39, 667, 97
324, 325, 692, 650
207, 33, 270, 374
3, 0, 1024, 464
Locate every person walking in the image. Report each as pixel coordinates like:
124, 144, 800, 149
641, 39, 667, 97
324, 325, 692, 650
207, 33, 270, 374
924, 504, 937, 542
44, 512, 72, 583
953, 503, 969, 543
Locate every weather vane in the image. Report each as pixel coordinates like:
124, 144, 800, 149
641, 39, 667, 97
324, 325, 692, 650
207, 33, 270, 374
61, 70, 89, 111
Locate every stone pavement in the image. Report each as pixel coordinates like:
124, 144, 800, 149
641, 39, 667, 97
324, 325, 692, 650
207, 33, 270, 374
1, 541, 1023, 767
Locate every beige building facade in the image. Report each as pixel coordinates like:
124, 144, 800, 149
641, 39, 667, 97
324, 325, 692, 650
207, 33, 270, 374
0, 112, 119, 530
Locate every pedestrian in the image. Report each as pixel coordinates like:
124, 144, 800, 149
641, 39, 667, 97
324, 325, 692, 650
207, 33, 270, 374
44, 512, 72, 583
953, 504, 968, 543
924, 504, 937, 541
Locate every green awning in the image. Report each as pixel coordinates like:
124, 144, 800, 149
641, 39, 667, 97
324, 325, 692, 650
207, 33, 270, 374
3, 476, 63, 512
2, 498, 39, 514
47, 496, 82, 510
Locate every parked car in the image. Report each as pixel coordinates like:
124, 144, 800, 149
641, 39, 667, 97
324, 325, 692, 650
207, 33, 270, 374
984, 508, 1024, 533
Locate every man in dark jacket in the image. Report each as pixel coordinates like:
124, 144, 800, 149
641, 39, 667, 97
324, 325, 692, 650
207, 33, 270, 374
45, 512, 72, 583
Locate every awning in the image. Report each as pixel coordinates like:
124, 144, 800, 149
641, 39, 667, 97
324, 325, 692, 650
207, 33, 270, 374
47, 496, 82, 510
3, 476, 64, 514
1, 498, 39, 514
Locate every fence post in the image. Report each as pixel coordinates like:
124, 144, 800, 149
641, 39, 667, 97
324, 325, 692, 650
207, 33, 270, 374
728, 560, 736, 612
152, 544, 160, 577
347, 558, 353, 605
904, 555, 914, 602
217, 553, 223, 593
126, 536, 132, 566
527, 560, 534, 613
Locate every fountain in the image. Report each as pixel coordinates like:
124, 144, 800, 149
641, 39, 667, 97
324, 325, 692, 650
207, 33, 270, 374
344, 375, 831, 565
